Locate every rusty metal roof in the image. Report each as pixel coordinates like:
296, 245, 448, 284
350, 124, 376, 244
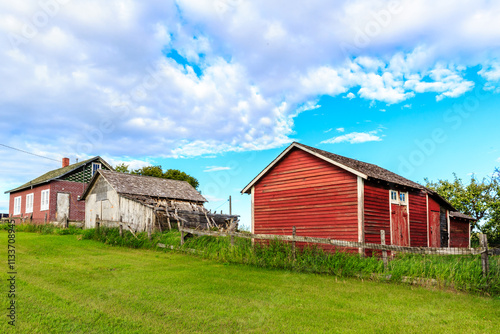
449, 211, 476, 220
84, 169, 206, 202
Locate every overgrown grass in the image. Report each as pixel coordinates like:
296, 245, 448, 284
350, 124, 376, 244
2, 232, 499, 333
4, 222, 498, 296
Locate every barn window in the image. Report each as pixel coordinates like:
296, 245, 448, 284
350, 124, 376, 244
13, 196, 21, 215
390, 190, 398, 203
92, 162, 101, 176
399, 192, 408, 205
41, 189, 50, 211
26, 193, 34, 213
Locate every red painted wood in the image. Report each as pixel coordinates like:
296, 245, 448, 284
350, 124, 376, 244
391, 204, 409, 246
408, 191, 428, 247
253, 148, 359, 245
363, 181, 390, 245
428, 197, 441, 247
449, 218, 470, 247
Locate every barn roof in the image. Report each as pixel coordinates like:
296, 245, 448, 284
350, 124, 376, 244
5, 156, 112, 194
241, 142, 455, 210
81, 169, 206, 203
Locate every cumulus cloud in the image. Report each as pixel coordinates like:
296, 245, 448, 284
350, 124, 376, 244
321, 130, 383, 144
344, 92, 356, 99
336, 128, 345, 132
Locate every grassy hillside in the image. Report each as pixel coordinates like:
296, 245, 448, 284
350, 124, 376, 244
1, 232, 499, 333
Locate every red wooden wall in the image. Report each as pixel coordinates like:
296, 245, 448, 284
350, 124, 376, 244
364, 181, 390, 245
428, 197, 441, 247
449, 218, 469, 247
408, 191, 428, 247
253, 148, 359, 244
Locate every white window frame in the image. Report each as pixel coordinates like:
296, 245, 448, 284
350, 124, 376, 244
390, 190, 408, 206
13, 196, 21, 215
41, 189, 50, 211
91, 162, 102, 176
26, 193, 34, 213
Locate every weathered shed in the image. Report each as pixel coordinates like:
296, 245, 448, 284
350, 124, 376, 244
242, 142, 474, 250
81, 170, 238, 231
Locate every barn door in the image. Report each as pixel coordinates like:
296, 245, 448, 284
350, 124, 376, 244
56, 193, 70, 223
429, 210, 440, 247
391, 204, 409, 246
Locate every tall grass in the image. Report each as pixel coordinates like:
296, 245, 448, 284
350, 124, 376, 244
4, 222, 498, 296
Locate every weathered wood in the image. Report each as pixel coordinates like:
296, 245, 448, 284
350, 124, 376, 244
167, 217, 172, 231
480, 234, 489, 278
180, 220, 185, 246
96, 214, 100, 230
147, 218, 152, 240
119, 216, 123, 237
292, 226, 296, 260
179, 227, 485, 256
204, 211, 213, 229
127, 225, 139, 240
44, 212, 47, 223
64, 215, 69, 229
381, 230, 388, 271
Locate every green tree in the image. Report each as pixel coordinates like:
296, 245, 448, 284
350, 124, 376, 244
114, 164, 199, 190
425, 171, 500, 246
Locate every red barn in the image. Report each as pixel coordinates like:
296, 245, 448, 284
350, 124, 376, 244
242, 142, 474, 249
5, 157, 112, 225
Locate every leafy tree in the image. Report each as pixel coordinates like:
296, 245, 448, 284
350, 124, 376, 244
114, 164, 199, 190
425, 171, 500, 246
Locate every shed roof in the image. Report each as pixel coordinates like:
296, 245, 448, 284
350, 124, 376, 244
82, 169, 206, 203
449, 211, 476, 220
5, 156, 112, 194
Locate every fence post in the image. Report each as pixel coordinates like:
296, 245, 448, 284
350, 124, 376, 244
180, 221, 185, 246
96, 214, 100, 230
480, 234, 489, 278
167, 217, 172, 231
381, 230, 388, 271
64, 214, 69, 229
44, 212, 47, 223
292, 226, 296, 260
119, 216, 123, 238
148, 218, 152, 240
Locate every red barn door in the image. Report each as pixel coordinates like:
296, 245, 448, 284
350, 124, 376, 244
391, 204, 409, 246
429, 210, 440, 247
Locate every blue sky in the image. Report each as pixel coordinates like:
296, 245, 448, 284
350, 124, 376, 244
1, 1, 500, 229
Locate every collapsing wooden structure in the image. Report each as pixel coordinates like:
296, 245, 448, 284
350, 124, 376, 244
80, 170, 238, 232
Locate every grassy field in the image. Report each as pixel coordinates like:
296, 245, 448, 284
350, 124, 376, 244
1, 232, 499, 333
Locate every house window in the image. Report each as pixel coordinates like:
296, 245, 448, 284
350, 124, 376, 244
91, 162, 101, 176
41, 189, 50, 211
26, 193, 34, 213
13, 196, 21, 215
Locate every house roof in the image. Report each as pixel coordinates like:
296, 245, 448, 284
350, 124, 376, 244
241, 142, 455, 210
81, 169, 207, 203
5, 156, 112, 194
449, 211, 476, 220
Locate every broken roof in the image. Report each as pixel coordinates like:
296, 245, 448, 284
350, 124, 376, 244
5, 156, 112, 194
82, 169, 207, 203
449, 211, 476, 220
241, 142, 455, 210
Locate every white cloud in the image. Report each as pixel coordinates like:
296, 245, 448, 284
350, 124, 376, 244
204, 166, 231, 172
344, 92, 356, 99
402, 104, 412, 109
336, 127, 345, 132
321, 130, 383, 144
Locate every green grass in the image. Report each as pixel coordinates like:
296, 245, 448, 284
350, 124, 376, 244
1, 232, 500, 333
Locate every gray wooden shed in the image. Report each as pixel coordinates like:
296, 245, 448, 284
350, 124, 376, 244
80, 170, 238, 232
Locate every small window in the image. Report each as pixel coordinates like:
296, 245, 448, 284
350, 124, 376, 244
26, 193, 34, 213
41, 189, 50, 211
13, 196, 21, 215
390, 190, 398, 203
399, 192, 407, 204
92, 162, 101, 176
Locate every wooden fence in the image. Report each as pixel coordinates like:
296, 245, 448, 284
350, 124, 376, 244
179, 226, 497, 277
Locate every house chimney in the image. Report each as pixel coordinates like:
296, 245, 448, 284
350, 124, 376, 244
62, 157, 70, 168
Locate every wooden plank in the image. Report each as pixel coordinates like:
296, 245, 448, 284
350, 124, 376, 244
480, 234, 489, 278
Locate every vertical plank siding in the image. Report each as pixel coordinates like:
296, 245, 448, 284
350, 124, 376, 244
363, 182, 391, 245
253, 148, 359, 245
408, 191, 428, 247
449, 218, 470, 247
